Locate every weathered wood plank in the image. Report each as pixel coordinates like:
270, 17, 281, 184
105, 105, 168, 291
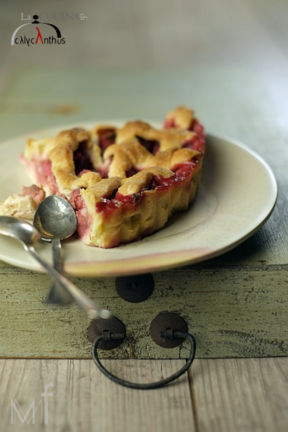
0, 359, 195, 432
0, 264, 287, 358
0, 0, 287, 361
189, 358, 288, 432
1, 357, 287, 432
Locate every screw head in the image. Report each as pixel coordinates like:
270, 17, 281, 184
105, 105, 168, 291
116, 274, 154, 303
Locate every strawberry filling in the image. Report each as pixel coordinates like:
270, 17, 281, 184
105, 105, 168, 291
36, 160, 55, 188
125, 167, 138, 177
164, 117, 205, 153
73, 141, 94, 175
95, 161, 197, 217
136, 136, 160, 155
182, 136, 205, 153
73, 142, 113, 178
189, 118, 205, 137
70, 188, 84, 210
22, 157, 59, 194
163, 118, 177, 128
164, 116, 204, 136
21, 184, 45, 205
97, 128, 116, 153
99, 157, 112, 178
96, 193, 141, 216
69, 189, 91, 238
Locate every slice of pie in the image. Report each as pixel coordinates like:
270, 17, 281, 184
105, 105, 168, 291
0, 185, 45, 221
2, 106, 205, 248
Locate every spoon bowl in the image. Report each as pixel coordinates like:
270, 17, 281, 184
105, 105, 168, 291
33, 196, 78, 304
0, 216, 41, 246
33, 195, 77, 241
0, 215, 111, 319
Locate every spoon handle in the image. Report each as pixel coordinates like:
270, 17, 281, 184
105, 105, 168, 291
52, 238, 62, 272
25, 244, 111, 320
47, 238, 72, 305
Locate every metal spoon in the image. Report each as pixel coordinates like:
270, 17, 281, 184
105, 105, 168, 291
33, 196, 77, 305
0, 216, 111, 320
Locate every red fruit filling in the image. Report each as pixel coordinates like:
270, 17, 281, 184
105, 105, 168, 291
70, 188, 84, 210
73, 141, 113, 178
189, 118, 205, 137
98, 156, 112, 178
163, 118, 177, 129
96, 192, 143, 216
73, 141, 95, 175
77, 169, 92, 177
136, 136, 160, 155
163, 116, 205, 153
125, 166, 138, 178
164, 116, 204, 136
115, 192, 143, 206
147, 162, 195, 191
95, 161, 197, 217
69, 189, 91, 238
70, 159, 199, 228
97, 128, 116, 153
21, 184, 45, 205
95, 198, 120, 215
27, 158, 59, 194
182, 136, 205, 153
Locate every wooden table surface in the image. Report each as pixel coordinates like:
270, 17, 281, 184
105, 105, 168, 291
0, 0, 288, 430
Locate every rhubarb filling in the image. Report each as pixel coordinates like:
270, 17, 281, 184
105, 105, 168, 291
97, 128, 116, 154
136, 136, 160, 155
73, 141, 113, 179
69, 189, 91, 239
21, 185, 45, 205
189, 118, 205, 136
125, 166, 139, 178
164, 117, 205, 153
73, 141, 95, 175
163, 118, 177, 129
23, 157, 59, 194
164, 117, 204, 134
182, 136, 205, 153
95, 161, 196, 218
98, 156, 112, 178
17, 108, 206, 249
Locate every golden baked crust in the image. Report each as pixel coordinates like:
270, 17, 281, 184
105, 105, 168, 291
164, 105, 196, 129
17, 105, 205, 248
0, 185, 45, 221
24, 137, 56, 159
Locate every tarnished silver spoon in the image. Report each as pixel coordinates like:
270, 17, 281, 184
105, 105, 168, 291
33, 196, 77, 305
0, 216, 111, 320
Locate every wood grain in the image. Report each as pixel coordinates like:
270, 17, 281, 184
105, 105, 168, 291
1, 358, 287, 432
0, 261, 287, 358
0, 359, 195, 432
189, 358, 288, 432
0, 0, 288, 358
0, 65, 287, 358
0, 2, 288, 430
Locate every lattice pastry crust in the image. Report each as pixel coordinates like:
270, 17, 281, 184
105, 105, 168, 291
3, 106, 206, 248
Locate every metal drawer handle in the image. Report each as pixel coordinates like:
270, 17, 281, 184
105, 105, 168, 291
92, 330, 196, 390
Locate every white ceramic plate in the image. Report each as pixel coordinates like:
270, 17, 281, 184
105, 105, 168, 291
0, 123, 277, 277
